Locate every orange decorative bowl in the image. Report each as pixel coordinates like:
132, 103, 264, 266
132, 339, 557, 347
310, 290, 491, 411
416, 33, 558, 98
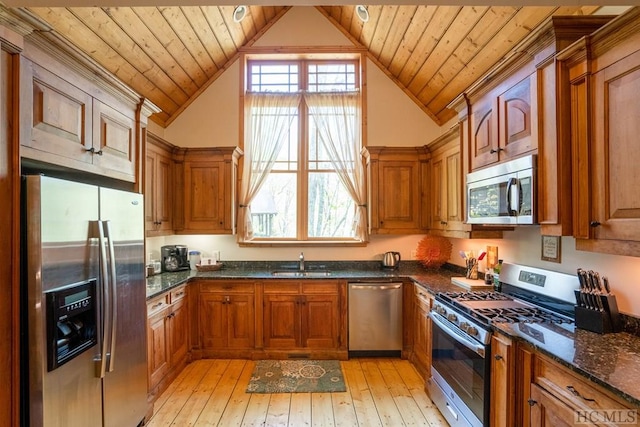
415, 235, 452, 269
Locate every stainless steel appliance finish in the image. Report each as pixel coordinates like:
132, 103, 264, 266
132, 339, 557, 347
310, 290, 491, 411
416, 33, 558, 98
381, 251, 401, 269
466, 154, 536, 225
23, 175, 147, 427
348, 282, 403, 354
429, 263, 579, 427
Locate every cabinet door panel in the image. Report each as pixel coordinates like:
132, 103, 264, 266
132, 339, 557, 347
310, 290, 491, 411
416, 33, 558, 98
470, 98, 498, 169
500, 76, 535, 157
147, 308, 170, 390
156, 153, 173, 229
92, 100, 135, 178
228, 295, 255, 349
592, 59, 640, 241
303, 295, 339, 349
263, 295, 299, 348
184, 162, 225, 231
379, 162, 419, 229
169, 298, 188, 365
145, 152, 156, 230
199, 294, 227, 349
26, 63, 93, 162
530, 384, 596, 427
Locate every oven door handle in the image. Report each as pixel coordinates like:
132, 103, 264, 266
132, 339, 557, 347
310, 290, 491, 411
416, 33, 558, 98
430, 312, 486, 356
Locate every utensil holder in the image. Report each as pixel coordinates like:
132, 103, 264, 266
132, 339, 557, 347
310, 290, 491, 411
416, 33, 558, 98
574, 291, 621, 334
466, 260, 478, 279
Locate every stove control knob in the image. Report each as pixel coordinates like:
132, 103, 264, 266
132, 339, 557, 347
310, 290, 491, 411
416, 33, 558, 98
460, 322, 469, 332
467, 326, 479, 337
435, 305, 446, 316
446, 313, 458, 322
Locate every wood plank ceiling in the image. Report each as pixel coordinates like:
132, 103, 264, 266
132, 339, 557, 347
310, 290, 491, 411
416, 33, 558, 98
25, 5, 600, 126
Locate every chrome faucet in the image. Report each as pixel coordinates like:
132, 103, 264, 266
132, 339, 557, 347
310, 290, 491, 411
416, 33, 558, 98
299, 252, 305, 271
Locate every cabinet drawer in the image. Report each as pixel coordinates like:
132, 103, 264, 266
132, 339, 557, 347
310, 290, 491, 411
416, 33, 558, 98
199, 281, 255, 293
414, 285, 432, 309
301, 281, 339, 294
170, 285, 187, 303
263, 282, 301, 294
534, 354, 633, 412
147, 294, 169, 315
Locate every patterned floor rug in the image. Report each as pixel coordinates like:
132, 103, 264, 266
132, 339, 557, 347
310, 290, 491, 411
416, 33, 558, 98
246, 360, 346, 393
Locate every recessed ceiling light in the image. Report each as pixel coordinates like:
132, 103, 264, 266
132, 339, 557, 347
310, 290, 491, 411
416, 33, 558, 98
356, 5, 369, 23
233, 5, 247, 23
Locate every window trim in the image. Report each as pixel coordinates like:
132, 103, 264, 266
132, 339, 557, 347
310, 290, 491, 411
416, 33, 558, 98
238, 49, 368, 245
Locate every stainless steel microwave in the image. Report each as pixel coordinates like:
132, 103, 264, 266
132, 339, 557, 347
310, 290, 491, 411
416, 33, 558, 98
466, 154, 536, 225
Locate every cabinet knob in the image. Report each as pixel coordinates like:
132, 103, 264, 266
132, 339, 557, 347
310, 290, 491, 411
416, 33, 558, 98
527, 398, 538, 407
494, 354, 503, 361
489, 148, 504, 154
589, 221, 601, 228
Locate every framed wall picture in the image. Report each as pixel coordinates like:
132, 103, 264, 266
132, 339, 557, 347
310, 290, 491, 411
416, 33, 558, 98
541, 235, 561, 263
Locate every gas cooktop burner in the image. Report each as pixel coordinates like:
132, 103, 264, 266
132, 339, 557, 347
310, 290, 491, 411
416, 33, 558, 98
473, 306, 570, 324
438, 290, 573, 325
440, 291, 512, 302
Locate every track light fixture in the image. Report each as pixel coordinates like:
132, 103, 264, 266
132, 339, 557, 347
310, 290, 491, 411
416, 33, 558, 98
355, 5, 369, 23
233, 5, 248, 23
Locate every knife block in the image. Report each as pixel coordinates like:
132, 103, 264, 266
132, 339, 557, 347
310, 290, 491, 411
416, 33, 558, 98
574, 291, 622, 334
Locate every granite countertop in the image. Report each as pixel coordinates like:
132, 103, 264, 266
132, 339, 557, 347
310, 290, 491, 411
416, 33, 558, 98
145, 260, 640, 408
494, 321, 640, 408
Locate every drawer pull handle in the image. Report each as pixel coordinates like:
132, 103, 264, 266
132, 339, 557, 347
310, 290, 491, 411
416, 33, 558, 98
175, 291, 184, 297
151, 302, 164, 310
566, 385, 596, 402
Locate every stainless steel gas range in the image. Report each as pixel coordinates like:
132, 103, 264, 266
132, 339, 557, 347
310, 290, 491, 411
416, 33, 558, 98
428, 263, 579, 427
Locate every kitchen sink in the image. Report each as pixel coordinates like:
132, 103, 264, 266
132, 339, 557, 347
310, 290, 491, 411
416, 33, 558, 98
271, 270, 332, 277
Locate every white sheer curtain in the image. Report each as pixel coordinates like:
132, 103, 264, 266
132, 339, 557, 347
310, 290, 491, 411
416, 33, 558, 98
305, 91, 368, 241
238, 92, 301, 241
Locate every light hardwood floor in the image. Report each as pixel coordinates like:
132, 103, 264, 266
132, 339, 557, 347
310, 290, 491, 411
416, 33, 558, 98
147, 359, 449, 427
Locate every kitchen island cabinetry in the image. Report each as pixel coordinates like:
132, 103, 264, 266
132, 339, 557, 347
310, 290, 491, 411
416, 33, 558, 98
19, 40, 149, 183
262, 280, 347, 359
363, 146, 429, 234
145, 133, 174, 236
174, 147, 242, 234
147, 285, 189, 402
561, 9, 640, 256
196, 281, 256, 359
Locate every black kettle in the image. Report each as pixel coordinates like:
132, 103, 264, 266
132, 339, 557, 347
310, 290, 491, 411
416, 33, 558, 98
382, 251, 401, 269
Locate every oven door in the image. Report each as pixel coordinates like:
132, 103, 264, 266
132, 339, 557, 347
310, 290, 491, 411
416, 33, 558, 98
429, 312, 490, 427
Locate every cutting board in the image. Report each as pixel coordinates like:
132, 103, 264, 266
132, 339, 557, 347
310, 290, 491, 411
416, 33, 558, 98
451, 277, 494, 291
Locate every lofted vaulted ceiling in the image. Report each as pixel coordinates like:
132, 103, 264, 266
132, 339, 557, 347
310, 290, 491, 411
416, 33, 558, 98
24, 5, 601, 126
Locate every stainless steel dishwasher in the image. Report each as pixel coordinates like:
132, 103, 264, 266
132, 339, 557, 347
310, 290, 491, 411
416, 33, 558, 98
348, 281, 403, 357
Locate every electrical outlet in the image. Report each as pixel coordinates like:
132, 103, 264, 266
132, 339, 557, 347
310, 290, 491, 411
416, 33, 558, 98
411, 250, 417, 260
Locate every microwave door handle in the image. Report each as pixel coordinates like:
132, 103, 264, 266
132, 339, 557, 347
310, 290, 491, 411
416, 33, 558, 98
94, 221, 109, 379
103, 220, 118, 373
506, 177, 518, 216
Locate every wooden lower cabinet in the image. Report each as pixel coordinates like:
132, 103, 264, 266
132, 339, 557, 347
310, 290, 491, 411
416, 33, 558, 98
196, 281, 256, 358
410, 284, 432, 379
147, 285, 189, 401
262, 280, 346, 359
530, 383, 585, 427
491, 334, 514, 427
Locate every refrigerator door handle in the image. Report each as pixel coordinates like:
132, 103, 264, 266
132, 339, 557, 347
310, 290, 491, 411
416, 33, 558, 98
104, 220, 118, 373
95, 220, 111, 378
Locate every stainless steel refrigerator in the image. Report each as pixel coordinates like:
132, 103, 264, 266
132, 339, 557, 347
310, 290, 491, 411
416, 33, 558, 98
22, 175, 147, 427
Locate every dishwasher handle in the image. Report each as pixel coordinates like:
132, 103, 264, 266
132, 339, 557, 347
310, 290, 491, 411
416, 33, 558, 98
349, 283, 402, 291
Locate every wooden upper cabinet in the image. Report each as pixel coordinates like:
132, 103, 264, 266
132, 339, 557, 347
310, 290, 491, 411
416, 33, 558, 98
452, 15, 613, 236
19, 41, 153, 183
561, 9, 640, 256
175, 147, 242, 234
91, 99, 136, 179
363, 146, 428, 234
470, 68, 538, 171
145, 133, 174, 236
429, 128, 464, 234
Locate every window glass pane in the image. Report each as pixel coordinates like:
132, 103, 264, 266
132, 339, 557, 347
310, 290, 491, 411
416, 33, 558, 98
252, 173, 297, 238
249, 63, 299, 92
308, 172, 356, 238
307, 62, 357, 92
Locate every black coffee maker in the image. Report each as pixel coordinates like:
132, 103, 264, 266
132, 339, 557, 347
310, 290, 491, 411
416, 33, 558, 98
161, 245, 189, 272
